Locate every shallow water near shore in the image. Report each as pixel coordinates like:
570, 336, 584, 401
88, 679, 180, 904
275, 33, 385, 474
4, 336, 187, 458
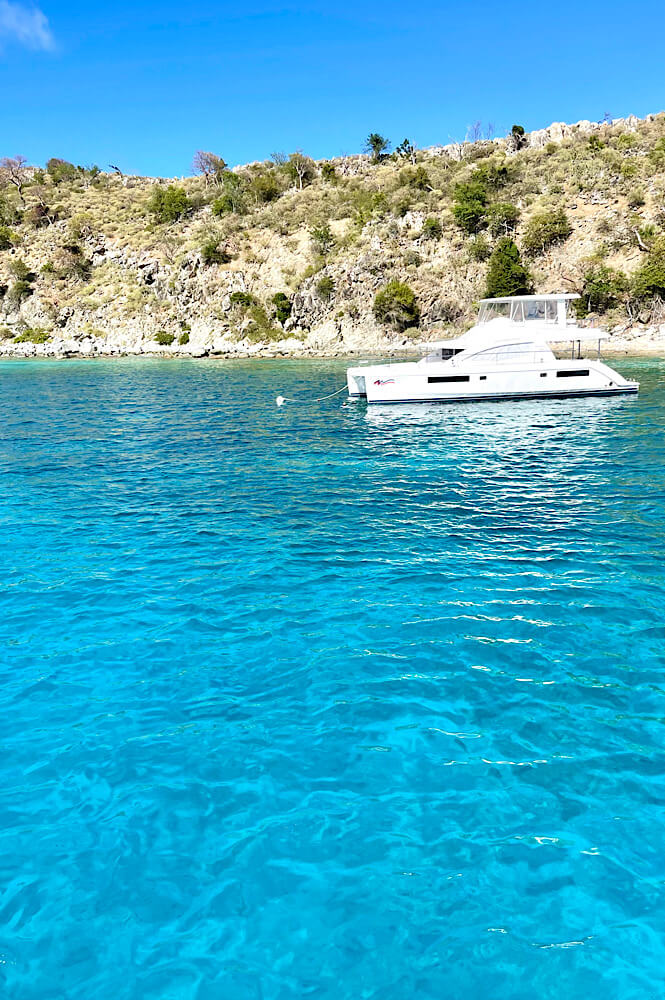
1, 356, 664, 999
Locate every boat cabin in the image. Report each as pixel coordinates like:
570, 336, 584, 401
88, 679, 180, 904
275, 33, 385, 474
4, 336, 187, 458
421, 294, 592, 365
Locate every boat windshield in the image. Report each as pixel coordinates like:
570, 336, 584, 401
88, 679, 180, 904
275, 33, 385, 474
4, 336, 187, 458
479, 299, 562, 324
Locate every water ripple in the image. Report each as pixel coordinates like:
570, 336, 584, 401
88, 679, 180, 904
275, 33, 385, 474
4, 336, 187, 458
0, 356, 664, 999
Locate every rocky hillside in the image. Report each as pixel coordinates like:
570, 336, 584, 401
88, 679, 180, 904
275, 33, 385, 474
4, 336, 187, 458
2, 113, 665, 358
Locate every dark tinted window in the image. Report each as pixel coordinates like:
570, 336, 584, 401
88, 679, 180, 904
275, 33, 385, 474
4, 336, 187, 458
428, 376, 470, 383
557, 369, 589, 378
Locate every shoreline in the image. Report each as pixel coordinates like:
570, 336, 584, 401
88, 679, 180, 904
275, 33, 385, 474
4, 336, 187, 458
0, 342, 663, 362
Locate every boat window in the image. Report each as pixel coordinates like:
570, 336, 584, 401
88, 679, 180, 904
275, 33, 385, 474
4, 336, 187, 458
469, 344, 540, 364
509, 300, 525, 323
424, 348, 463, 362
524, 300, 546, 321
479, 302, 511, 323
546, 300, 558, 323
557, 369, 589, 378
428, 375, 470, 383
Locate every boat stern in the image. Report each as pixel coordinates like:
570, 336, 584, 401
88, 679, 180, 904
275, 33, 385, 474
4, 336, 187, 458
347, 366, 367, 399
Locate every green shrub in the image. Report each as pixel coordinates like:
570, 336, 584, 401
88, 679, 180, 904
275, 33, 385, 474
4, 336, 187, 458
574, 264, 628, 315
452, 180, 488, 233
13, 326, 49, 343
627, 187, 646, 208
52, 245, 91, 282
310, 223, 335, 256
0, 326, 13, 340
630, 237, 665, 301
485, 238, 533, 298
148, 185, 189, 223
522, 208, 572, 255
0, 225, 17, 250
316, 275, 334, 300
271, 291, 292, 323
321, 163, 337, 183
249, 172, 281, 204
68, 212, 96, 240
178, 331, 190, 345
400, 165, 430, 190
422, 217, 442, 240
212, 172, 246, 215
229, 291, 257, 308
349, 189, 388, 228
46, 158, 77, 184
488, 202, 520, 236
8, 258, 32, 281
473, 160, 511, 190
7, 280, 32, 306
373, 280, 420, 330
201, 239, 231, 265
468, 234, 491, 261
155, 331, 175, 346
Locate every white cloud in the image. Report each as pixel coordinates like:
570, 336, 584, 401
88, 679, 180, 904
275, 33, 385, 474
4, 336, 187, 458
0, 1, 54, 51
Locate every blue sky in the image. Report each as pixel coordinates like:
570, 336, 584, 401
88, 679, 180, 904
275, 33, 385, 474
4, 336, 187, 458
1, 0, 664, 176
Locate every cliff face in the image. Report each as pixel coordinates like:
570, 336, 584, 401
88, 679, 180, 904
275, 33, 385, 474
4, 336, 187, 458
2, 112, 665, 358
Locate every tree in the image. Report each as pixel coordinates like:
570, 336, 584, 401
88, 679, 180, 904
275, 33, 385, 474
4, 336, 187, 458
422, 217, 442, 240
373, 281, 420, 330
249, 171, 281, 204
400, 165, 430, 190
485, 238, 533, 298
452, 180, 488, 234
630, 237, 665, 301
212, 172, 245, 215
575, 264, 628, 314
28, 186, 58, 227
192, 151, 227, 186
0, 225, 16, 250
396, 138, 417, 165
364, 133, 390, 163
0, 156, 28, 206
46, 158, 77, 185
510, 124, 527, 150
522, 208, 572, 256
488, 202, 520, 236
148, 185, 189, 223
272, 292, 292, 323
200, 237, 231, 265
286, 151, 316, 190
321, 162, 337, 183
316, 275, 334, 301
310, 223, 335, 256
466, 120, 482, 143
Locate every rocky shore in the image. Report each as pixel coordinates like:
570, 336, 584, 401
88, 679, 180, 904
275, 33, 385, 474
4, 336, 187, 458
1, 323, 663, 360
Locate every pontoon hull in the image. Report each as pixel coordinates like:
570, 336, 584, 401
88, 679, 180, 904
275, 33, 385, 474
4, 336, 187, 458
347, 361, 638, 404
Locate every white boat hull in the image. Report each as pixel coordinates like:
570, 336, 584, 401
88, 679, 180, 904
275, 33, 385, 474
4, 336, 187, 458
347, 360, 638, 404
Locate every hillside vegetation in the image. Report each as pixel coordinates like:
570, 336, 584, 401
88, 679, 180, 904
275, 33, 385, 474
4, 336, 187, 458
2, 113, 665, 356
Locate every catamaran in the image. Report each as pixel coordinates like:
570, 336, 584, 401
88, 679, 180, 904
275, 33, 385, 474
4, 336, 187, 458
347, 294, 639, 404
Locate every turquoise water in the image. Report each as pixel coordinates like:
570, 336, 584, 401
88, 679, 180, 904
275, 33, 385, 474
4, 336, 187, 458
1, 356, 665, 999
